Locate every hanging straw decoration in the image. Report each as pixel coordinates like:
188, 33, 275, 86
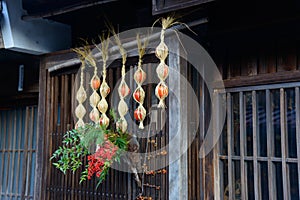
112, 30, 130, 133
133, 34, 148, 129
96, 35, 111, 128
73, 47, 88, 129
154, 17, 176, 109
86, 47, 101, 123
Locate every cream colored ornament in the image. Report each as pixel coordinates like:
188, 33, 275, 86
73, 48, 88, 129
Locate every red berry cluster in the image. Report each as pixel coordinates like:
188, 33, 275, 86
87, 140, 118, 179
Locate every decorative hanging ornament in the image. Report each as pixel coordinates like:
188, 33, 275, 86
87, 49, 101, 123
133, 33, 148, 129
96, 35, 111, 128
154, 17, 177, 109
73, 47, 90, 129
112, 29, 130, 133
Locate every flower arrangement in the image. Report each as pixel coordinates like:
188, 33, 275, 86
51, 110, 130, 187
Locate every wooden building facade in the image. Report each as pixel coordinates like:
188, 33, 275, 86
1, 0, 300, 199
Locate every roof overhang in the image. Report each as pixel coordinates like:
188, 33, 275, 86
0, 0, 71, 55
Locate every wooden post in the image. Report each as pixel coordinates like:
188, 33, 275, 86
167, 36, 188, 200
34, 58, 47, 200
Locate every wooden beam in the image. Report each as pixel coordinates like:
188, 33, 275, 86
47, 18, 208, 73
152, 0, 214, 15
215, 70, 300, 89
22, 0, 118, 20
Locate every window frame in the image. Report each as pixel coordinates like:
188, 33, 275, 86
214, 81, 300, 200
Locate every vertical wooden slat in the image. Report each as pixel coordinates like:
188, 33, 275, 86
239, 91, 246, 200
187, 64, 192, 199
252, 91, 260, 200
277, 42, 297, 72
60, 75, 67, 200
71, 73, 78, 200
200, 63, 205, 200
8, 109, 17, 199
64, 74, 71, 200
45, 75, 51, 199
21, 107, 30, 198
213, 91, 221, 200
241, 55, 257, 76
227, 93, 234, 200
194, 66, 200, 200
0, 111, 6, 196
15, 108, 24, 198
280, 88, 289, 200
49, 75, 55, 200
266, 89, 276, 200
25, 107, 35, 197
258, 46, 277, 74
54, 76, 60, 199
295, 87, 300, 199
5, 109, 13, 195
44, 71, 51, 200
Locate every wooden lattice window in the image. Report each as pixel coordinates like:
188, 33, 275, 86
216, 82, 300, 200
0, 106, 37, 199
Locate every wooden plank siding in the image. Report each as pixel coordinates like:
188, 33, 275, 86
215, 40, 300, 88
